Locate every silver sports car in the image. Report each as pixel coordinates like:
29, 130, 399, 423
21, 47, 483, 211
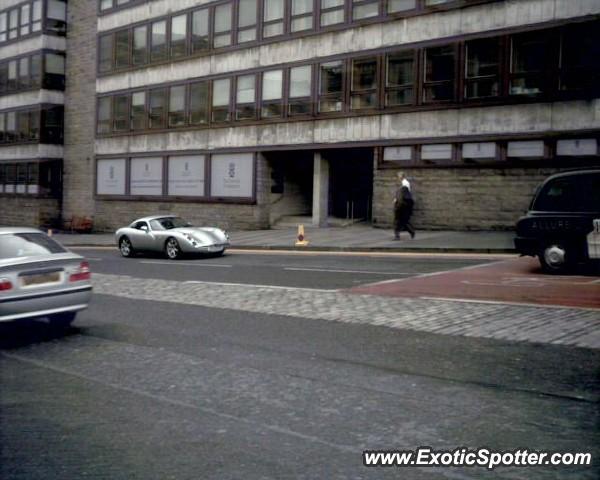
0, 227, 93, 327
115, 215, 230, 259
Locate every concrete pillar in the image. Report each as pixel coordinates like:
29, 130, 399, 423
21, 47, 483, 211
312, 152, 329, 227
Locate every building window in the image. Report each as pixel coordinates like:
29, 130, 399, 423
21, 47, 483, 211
510, 32, 553, 96
261, 69, 283, 118
236, 74, 256, 120
97, 97, 111, 134
7, 60, 17, 90
18, 57, 30, 89
192, 8, 209, 53
353, 0, 379, 21
386, 51, 414, 106
462, 142, 497, 161
320, 0, 344, 27
289, 65, 312, 115
507, 140, 545, 159
559, 23, 600, 95
263, 0, 285, 38
43, 53, 64, 89
6, 111, 16, 142
0, 63, 5, 92
212, 78, 231, 122
214, 3, 232, 48
151, 20, 168, 63
168, 155, 206, 197
319, 61, 343, 112
20, 4, 30, 36
421, 144, 454, 163
0, 113, 4, 142
149, 89, 167, 129
100, 0, 113, 11
99, 34, 114, 73
168, 85, 186, 127
465, 38, 500, 99
46, 0, 67, 34
170, 14, 188, 58
17, 111, 30, 142
32, 0, 41, 32
388, 0, 416, 14
238, 0, 257, 43
96, 158, 126, 195
8, 9, 18, 40
115, 30, 130, 69
130, 157, 163, 196
423, 45, 456, 102
0, 13, 6, 42
291, 0, 312, 33
133, 25, 148, 66
210, 153, 254, 198
351, 57, 377, 109
16, 163, 27, 193
113, 94, 130, 132
189, 81, 209, 125
29, 110, 39, 140
131, 91, 146, 130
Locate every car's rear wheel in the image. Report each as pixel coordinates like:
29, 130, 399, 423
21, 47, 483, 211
119, 236, 135, 258
48, 311, 76, 329
165, 237, 182, 259
539, 243, 571, 274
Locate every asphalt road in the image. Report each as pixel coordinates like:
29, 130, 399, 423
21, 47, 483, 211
1, 250, 598, 479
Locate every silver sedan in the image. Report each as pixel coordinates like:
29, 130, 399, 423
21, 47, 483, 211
115, 215, 230, 259
0, 227, 93, 327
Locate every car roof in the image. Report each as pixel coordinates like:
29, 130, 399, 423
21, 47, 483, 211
133, 215, 179, 223
0, 227, 44, 235
542, 168, 600, 183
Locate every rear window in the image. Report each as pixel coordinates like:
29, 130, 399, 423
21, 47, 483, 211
533, 173, 600, 213
0, 233, 67, 259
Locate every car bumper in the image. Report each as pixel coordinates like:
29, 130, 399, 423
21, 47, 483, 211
514, 237, 540, 257
0, 285, 93, 322
182, 242, 229, 253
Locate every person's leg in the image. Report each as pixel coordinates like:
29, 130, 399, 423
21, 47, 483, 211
393, 209, 401, 239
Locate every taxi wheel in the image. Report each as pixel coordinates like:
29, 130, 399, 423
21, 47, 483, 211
539, 243, 570, 274
49, 312, 76, 329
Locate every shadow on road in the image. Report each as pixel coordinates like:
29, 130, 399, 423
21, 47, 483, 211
0, 319, 80, 350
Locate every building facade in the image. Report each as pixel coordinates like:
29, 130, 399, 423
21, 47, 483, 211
1, 0, 600, 231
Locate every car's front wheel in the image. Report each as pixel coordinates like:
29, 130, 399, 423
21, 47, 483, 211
119, 236, 135, 258
48, 311, 76, 329
539, 242, 571, 274
165, 237, 182, 259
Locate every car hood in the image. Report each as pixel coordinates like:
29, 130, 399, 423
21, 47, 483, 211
175, 228, 228, 244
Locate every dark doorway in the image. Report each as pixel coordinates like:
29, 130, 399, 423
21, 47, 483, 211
327, 148, 374, 221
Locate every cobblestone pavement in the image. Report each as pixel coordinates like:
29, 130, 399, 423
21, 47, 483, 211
92, 273, 600, 349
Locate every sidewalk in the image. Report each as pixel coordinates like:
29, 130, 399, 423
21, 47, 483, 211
53, 224, 516, 254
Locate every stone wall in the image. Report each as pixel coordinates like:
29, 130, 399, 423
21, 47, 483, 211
61, 0, 97, 221
372, 167, 567, 231
0, 197, 60, 228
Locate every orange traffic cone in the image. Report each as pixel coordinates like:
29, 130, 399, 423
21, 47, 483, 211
295, 224, 309, 247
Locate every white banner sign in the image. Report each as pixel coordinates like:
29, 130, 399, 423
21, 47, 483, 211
210, 153, 253, 198
130, 157, 163, 196
97, 158, 126, 195
168, 155, 205, 197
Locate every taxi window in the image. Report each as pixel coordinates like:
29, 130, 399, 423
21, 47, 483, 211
534, 173, 600, 212
0, 233, 67, 259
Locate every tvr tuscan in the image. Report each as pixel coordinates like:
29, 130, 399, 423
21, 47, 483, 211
115, 216, 230, 259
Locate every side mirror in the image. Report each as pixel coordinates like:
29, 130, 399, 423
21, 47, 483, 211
141, 225, 149, 232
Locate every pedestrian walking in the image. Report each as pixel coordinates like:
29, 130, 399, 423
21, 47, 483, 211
393, 172, 416, 240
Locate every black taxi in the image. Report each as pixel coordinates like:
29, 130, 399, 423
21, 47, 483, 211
514, 169, 600, 273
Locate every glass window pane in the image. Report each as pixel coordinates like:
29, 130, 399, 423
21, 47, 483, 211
239, 0, 257, 27
169, 85, 186, 127
322, 0, 344, 8
291, 16, 312, 32
47, 0, 67, 21
9, 9, 18, 39
0, 13, 6, 42
290, 65, 311, 97
352, 58, 377, 91
151, 21, 167, 62
262, 70, 282, 100
97, 97, 111, 134
238, 28, 256, 43
320, 62, 342, 94
32, 1, 42, 20
45, 53, 65, 75
387, 51, 413, 86
171, 14, 187, 58
192, 9, 209, 52
100, 0, 113, 10
133, 26, 147, 65
425, 46, 455, 82
113, 95, 129, 131
353, 2, 378, 20
99, 34, 114, 73
20, 5, 30, 36
115, 30, 130, 68
236, 75, 255, 103
189, 82, 208, 125
264, 0, 284, 21
388, 0, 416, 13
213, 78, 231, 106
263, 22, 283, 38
149, 89, 166, 128
131, 91, 146, 130
31, 54, 42, 86
320, 9, 344, 27
19, 58, 29, 88
215, 4, 232, 33
466, 39, 499, 78
293, 0, 312, 15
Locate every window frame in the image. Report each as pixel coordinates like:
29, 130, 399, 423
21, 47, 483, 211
422, 43, 459, 104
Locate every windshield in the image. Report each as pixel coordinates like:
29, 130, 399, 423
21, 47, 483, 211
0, 233, 67, 259
533, 173, 600, 212
156, 217, 193, 230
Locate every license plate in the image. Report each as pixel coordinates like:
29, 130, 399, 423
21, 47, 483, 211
587, 219, 600, 259
208, 245, 224, 252
21, 271, 61, 287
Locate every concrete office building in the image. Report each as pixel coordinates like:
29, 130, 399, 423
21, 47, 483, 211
1, 0, 600, 231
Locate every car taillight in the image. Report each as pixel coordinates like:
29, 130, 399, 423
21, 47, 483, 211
69, 261, 91, 282
0, 278, 13, 291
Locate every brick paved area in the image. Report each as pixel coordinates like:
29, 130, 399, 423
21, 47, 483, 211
92, 274, 600, 349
